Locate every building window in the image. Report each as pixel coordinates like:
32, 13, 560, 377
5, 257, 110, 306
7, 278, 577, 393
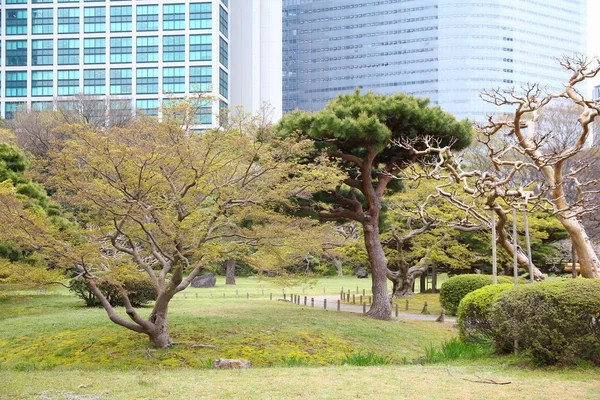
219, 6, 228, 38
219, 68, 228, 99
163, 4, 185, 31
6, 40, 28, 66
84, 69, 106, 95
136, 36, 159, 63
163, 35, 185, 62
196, 100, 212, 125
32, 39, 53, 66
33, 0, 54, 4
110, 6, 132, 32
84, 7, 106, 33
84, 38, 106, 64
58, 38, 79, 65
5, 103, 25, 120
32, 8, 54, 35
190, 3, 211, 30
6, 72, 27, 97
136, 68, 159, 94
220, 37, 228, 67
163, 67, 185, 94
6, 9, 27, 35
190, 34, 211, 61
136, 99, 159, 116
32, 102, 53, 111
137, 5, 159, 32
58, 70, 79, 96
190, 66, 211, 92
221, 0, 228, 7
110, 37, 132, 64
32, 71, 54, 97
58, 8, 79, 34
110, 68, 132, 95
7, 0, 27, 3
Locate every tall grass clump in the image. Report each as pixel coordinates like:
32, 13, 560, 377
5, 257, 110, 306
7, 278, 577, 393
421, 338, 494, 364
343, 351, 391, 366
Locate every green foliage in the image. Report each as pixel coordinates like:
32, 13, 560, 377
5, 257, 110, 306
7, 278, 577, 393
70, 268, 157, 308
439, 274, 515, 316
343, 351, 391, 366
421, 338, 494, 364
457, 283, 514, 342
0, 143, 28, 185
489, 279, 600, 365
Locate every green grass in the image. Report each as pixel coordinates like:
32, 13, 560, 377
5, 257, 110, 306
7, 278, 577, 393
0, 286, 456, 371
343, 351, 391, 366
421, 337, 495, 364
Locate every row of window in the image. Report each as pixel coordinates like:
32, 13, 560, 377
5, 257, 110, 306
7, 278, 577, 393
5, 4, 227, 36
2, 66, 228, 98
4, 98, 219, 124
4, 34, 225, 66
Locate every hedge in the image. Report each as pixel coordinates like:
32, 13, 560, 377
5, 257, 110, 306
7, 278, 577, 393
440, 274, 514, 315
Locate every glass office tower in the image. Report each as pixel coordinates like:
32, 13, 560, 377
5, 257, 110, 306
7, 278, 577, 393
283, 0, 587, 121
0, 0, 230, 124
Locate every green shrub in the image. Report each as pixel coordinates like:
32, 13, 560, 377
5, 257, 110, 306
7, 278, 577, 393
70, 269, 157, 307
457, 283, 514, 342
490, 279, 600, 365
422, 338, 494, 364
439, 274, 514, 315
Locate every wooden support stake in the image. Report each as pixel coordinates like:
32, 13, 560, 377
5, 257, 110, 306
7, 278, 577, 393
421, 301, 429, 314
352, 294, 355, 304
395, 304, 398, 318
405, 299, 409, 310
360, 295, 363, 304
436, 309, 445, 322
304, 296, 307, 306
337, 300, 340, 311
324, 299, 327, 309
362, 303, 366, 314
311, 298, 314, 307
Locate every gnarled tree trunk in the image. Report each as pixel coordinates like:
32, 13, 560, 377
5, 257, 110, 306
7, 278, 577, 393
387, 255, 430, 298
224, 258, 236, 285
331, 257, 344, 277
364, 226, 392, 320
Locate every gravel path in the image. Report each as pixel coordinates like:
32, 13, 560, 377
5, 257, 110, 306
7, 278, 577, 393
286, 295, 457, 323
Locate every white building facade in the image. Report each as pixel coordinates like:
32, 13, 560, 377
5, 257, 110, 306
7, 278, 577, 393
0, 0, 231, 125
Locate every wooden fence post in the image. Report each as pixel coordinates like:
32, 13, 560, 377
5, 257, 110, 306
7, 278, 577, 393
311, 298, 314, 307
405, 299, 409, 310
395, 304, 398, 317
304, 296, 307, 306
337, 300, 340, 311
324, 299, 327, 309
362, 303, 366, 314
352, 294, 355, 304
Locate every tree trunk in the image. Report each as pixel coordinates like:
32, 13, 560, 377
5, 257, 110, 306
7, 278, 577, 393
388, 255, 430, 298
148, 299, 171, 348
332, 258, 344, 277
559, 215, 600, 278
224, 258, 236, 285
363, 225, 392, 320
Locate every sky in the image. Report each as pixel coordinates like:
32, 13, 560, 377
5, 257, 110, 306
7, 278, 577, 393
588, 0, 600, 92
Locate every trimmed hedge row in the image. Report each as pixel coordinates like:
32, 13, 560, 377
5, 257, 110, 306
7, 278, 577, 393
440, 274, 515, 315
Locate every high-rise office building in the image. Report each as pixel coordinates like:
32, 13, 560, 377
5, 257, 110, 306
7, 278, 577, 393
283, 0, 587, 121
0, 0, 283, 125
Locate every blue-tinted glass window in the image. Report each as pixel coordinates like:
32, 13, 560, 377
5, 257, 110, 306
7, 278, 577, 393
110, 68, 132, 95
84, 69, 106, 95
220, 37, 228, 67
219, 68, 228, 99
136, 99, 158, 116
5, 103, 25, 120
163, 35, 185, 62
84, 7, 106, 33
58, 70, 80, 96
190, 34, 211, 61
110, 37, 132, 64
219, 6, 228, 38
32, 71, 54, 97
32, 8, 54, 35
137, 5, 159, 32
136, 36, 159, 63
196, 100, 212, 125
6, 72, 27, 97
84, 38, 106, 64
6, 9, 27, 35
6, 40, 27, 66
33, 0, 54, 4
58, 8, 80, 34
32, 39, 53, 66
110, 6, 132, 32
190, 66, 211, 92
190, 3, 211, 30
164, 4, 185, 31
163, 67, 185, 93
32, 102, 53, 111
58, 38, 79, 65
136, 68, 158, 94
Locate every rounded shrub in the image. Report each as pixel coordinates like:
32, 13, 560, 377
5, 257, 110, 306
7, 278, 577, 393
490, 279, 600, 365
70, 269, 157, 308
457, 283, 514, 342
440, 274, 514, 315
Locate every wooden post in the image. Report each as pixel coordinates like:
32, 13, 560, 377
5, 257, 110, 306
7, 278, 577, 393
324, 299, 327, 309
362, 289, 365, 296
405, 299, 409, 310
360, 295, 363, 304
362, 303, 366, 314
352, 294, 355, 304
347, 289, 351, 298
436, 309, 445, 323
311, 298, 314, 307
356, 286, 359, 293
304, 296, 307, 306
395, 304, 398, 317
283, 293, 286, 301
337, 300, 340, 311
340, 291, 344, 300
270, 293, 272, 300
491, 207, 498, 284
421, 301, 429, 314
512, 208, 519, 288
